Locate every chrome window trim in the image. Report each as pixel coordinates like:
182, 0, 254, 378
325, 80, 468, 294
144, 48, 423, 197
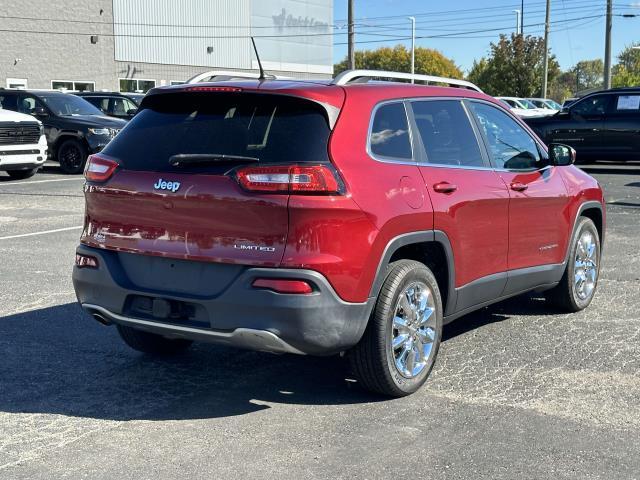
365, 95, 556, 173
465, 98, 554, 173
366, 99, 416, 164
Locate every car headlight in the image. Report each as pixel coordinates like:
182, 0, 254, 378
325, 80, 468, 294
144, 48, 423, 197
88, 128, 111, 136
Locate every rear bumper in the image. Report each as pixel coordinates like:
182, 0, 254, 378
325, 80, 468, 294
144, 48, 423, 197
72, 245, 374, 355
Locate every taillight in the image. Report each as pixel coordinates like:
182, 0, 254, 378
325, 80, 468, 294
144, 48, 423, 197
235, 165, 341, 194
84, 154, 118, 182
252, 278, 313, 294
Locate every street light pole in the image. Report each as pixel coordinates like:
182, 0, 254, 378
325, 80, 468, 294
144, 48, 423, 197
542, 0, 551, 98
513, 10, 521, 35
604, 0, 613, 89
348, 0, 355, 70
409, 16, 415, 82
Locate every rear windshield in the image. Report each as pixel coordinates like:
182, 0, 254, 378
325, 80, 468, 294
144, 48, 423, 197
102, 92, 331, 172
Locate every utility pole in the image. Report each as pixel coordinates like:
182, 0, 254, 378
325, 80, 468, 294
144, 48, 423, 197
521, 0, 524, 34
513, 10, 521, 35
542, 0, 551, 97
348, 0, 355, 70
409, 16, 415, 82
604, 0, 613, 89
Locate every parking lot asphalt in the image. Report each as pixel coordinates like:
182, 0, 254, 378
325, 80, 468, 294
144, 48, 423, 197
0, 163, 639, 479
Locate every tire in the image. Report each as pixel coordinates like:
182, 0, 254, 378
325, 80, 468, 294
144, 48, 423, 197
7, 168, 38, 180
348, 260, 443, 397
57, 139, 87, 174
117, 324, 193, 355
546, 217, 601, 312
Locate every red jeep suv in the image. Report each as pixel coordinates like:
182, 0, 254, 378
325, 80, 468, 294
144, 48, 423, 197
73, 70, 605, 397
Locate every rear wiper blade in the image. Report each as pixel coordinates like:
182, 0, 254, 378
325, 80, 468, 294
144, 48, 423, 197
169, 153, 259, 167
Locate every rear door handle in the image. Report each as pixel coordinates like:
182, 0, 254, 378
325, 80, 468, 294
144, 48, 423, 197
433, 182, 457, 194
510, 182, 528, 192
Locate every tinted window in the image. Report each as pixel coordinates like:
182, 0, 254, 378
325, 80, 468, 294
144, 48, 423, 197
571, 95, 610, 116
369, 102, 412, 160
0, 94, 18, 111
613, 94, 640, 113
83, 97, 105, 110
38, 94, 102, 116
103, 92, 331, 172
18, 96, 46, 115
470, 102, 541, 170
110, 97, 136, 115
411, 100, 484, 167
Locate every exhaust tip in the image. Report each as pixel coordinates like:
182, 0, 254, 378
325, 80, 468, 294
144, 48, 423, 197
92, 312, 111, 326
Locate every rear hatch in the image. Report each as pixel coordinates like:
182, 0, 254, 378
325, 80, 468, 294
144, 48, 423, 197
81, 89, 338, 267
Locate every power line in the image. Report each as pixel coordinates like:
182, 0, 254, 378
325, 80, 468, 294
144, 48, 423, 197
334, 14, 608, 45
0, 12, 619, 42
0, 0, 619, 31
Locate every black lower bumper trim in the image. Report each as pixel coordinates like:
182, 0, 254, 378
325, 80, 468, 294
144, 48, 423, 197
73, 245, 375, 355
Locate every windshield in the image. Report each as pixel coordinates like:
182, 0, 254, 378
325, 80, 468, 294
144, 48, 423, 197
519, 99, 538, 109
103, 92, 331, 173
545, 100, 561, 110
39, 94, 103, 116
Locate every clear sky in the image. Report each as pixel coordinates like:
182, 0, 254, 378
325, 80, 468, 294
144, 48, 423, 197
332, 0, 640, 73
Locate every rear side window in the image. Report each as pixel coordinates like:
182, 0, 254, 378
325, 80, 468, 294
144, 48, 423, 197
369, 102, 412, 160
411, 100, 484, 167
101, 92, 331, 172
613, 94, 640, 113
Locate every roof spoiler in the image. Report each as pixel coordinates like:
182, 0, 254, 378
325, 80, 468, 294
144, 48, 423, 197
186, 70, 292, 84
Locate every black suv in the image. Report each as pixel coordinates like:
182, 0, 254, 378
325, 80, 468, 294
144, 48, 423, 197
524, 87, 640, 161
0, 90, 127, 173
75, 92, 141, 120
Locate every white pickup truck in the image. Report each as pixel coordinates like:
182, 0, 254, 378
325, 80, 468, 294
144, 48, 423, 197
0, 108, 48, 179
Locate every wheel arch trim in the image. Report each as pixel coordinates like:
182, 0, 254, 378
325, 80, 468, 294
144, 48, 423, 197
368, 230, 457, 316
566, 201, 605, 263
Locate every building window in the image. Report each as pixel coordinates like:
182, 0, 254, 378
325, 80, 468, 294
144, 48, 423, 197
170, 80, 185, 85
119, 78, 156, 93
6, 78, 28, 89
51, 80, 95, 92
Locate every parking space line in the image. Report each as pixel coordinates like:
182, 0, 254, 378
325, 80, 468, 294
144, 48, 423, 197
0, 226, 83, 241
0, 178, 85, 187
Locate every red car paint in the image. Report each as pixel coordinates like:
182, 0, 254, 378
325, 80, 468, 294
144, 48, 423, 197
80, 80, 605, 305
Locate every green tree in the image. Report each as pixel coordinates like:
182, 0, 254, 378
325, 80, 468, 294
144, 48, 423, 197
466, 34, 560, 97
572, 59, 604, 90
612, 43, 640, 87
334, 45, 462, 79
548, 71, 576, 103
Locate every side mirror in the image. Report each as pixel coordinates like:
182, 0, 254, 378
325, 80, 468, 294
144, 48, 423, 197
126, 108, 138, 116
549, 143, 576, 166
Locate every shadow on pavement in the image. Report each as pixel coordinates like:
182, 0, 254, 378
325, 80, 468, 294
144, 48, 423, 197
0, 295, 552, 421
580, 165, 640, 176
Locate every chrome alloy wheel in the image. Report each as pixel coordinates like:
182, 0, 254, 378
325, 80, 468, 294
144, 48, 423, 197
574, 230, 598, 301
391, 281, 437, 378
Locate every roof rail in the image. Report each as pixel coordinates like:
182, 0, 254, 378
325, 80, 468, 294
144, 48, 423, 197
186, 70, 291, 84
332, 69, 483, 93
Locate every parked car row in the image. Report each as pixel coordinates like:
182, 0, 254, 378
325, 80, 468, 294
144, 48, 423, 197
496, 96, 561, 117
0, 89, 143, 176
523, 87, 640, 162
